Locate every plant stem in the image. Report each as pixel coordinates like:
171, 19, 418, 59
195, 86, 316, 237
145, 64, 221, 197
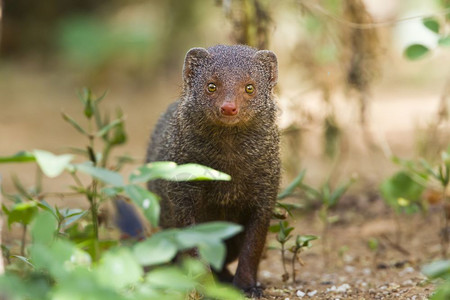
281, 242, 288, 274
321, 207, 329, 266
442, 186, 449, 258
88, 182, 99, 240
101, 142, 112, 168
70, 172, 84, 187
394, 212, 402, 245
20, 225, 27, 257
291, 248, 300, 283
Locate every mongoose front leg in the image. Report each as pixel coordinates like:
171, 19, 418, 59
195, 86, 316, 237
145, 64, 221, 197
233, 211, 270, 298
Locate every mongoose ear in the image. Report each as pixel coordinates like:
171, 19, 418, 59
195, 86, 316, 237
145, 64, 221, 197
253, 50, 278, 88
183, 47, 210, 84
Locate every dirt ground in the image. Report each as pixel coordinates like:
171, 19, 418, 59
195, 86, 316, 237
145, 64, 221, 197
258, 200, 440, 300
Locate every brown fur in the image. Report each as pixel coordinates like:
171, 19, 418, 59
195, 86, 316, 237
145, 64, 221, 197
146, 45, 280, 297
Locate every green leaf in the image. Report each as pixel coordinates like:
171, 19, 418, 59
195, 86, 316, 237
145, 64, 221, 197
198, 241, 226, 271
31, 211, 57, 245
145, 266, 197, 291
296, 234, 318, 248
61, 209, 87, 228
404, 44, 430, 60
74, 162, 124, 186
95, 118, 122, 137
62, 112, 89, 136
133, 234, 178, 266
423, 17, 440, 33
269, 220, 289, 233
0, 151, 36, 163
438, 36, 450, 47
422, 260, 450, 279
33, 150, 74, 178
420, 158, 439, 179
276, 202, 303, 213
367, 237, 379, 251
124, 185, 160, 227
380, 171, 425, 213
203, 282, 245, 300
329, 178, 354, 207
11, 255, 35, 268
130, 161, 231, 184
277, 169, 306, 200
30, 239, 76, 279
11, 174, 33, 200
181, 222, 242, 240
97, 247, 143, 289
7, 201, 38, 227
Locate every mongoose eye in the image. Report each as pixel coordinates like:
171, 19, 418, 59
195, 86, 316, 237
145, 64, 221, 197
207, 83, 217, 93
245, 84, 254, 94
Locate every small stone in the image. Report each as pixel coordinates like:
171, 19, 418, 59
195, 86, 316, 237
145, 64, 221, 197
307, 290, 317, 297
336, 283, 351, 293
326, 285, 337, 292
399, 267, 415, 276
402, 279, 414, 287
296, 290, 305, 297
344, 265, 355, 273
363, 267, 371, 275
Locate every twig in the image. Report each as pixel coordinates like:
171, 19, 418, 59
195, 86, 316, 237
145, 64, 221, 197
281, 243, 289, 281
380, 233, 411, 256
300, 0, 450, 29
20, 225, 27, 257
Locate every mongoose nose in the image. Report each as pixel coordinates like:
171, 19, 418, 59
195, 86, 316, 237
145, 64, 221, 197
220, 103, 238, 116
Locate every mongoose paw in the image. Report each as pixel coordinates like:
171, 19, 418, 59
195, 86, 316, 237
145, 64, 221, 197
243, 286, 263, 298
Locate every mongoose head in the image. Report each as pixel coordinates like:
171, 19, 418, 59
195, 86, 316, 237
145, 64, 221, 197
182, 45, 278, 127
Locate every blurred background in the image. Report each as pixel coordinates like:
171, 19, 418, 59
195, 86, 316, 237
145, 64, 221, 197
0, 0, 450, 200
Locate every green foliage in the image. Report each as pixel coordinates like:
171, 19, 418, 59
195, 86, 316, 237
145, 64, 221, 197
404, 44, 430, 60
422, 260, 450, 300
423, 17, 440, 34
277, 169, 306, 200
3, 201, 38, 228
130, 162, 231, 183
367, 237, 379, 252
294, 234, 318, 249
0, 151, 36, 163
58, 16, 155, 69
404, 10, 450, 60
0, 89, 243, 299
380, 171, 426, 214
269, 220, 317, 283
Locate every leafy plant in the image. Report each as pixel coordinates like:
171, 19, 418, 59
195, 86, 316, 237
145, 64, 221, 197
404, 14, 450, 60
289, 234, 318, 283
269, 221, 294, 282
386, 152, 450, 257
268, 221, 317, 284
302, 176, 355, 262
422, 260, 450, 300
274, 169, 306, 219
0, 89, 243, 299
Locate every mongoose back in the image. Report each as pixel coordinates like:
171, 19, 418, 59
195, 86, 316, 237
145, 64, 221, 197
146, 44, 280, 297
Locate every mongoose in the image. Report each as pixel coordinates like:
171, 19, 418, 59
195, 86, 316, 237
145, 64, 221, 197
146, 45, 280, 297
